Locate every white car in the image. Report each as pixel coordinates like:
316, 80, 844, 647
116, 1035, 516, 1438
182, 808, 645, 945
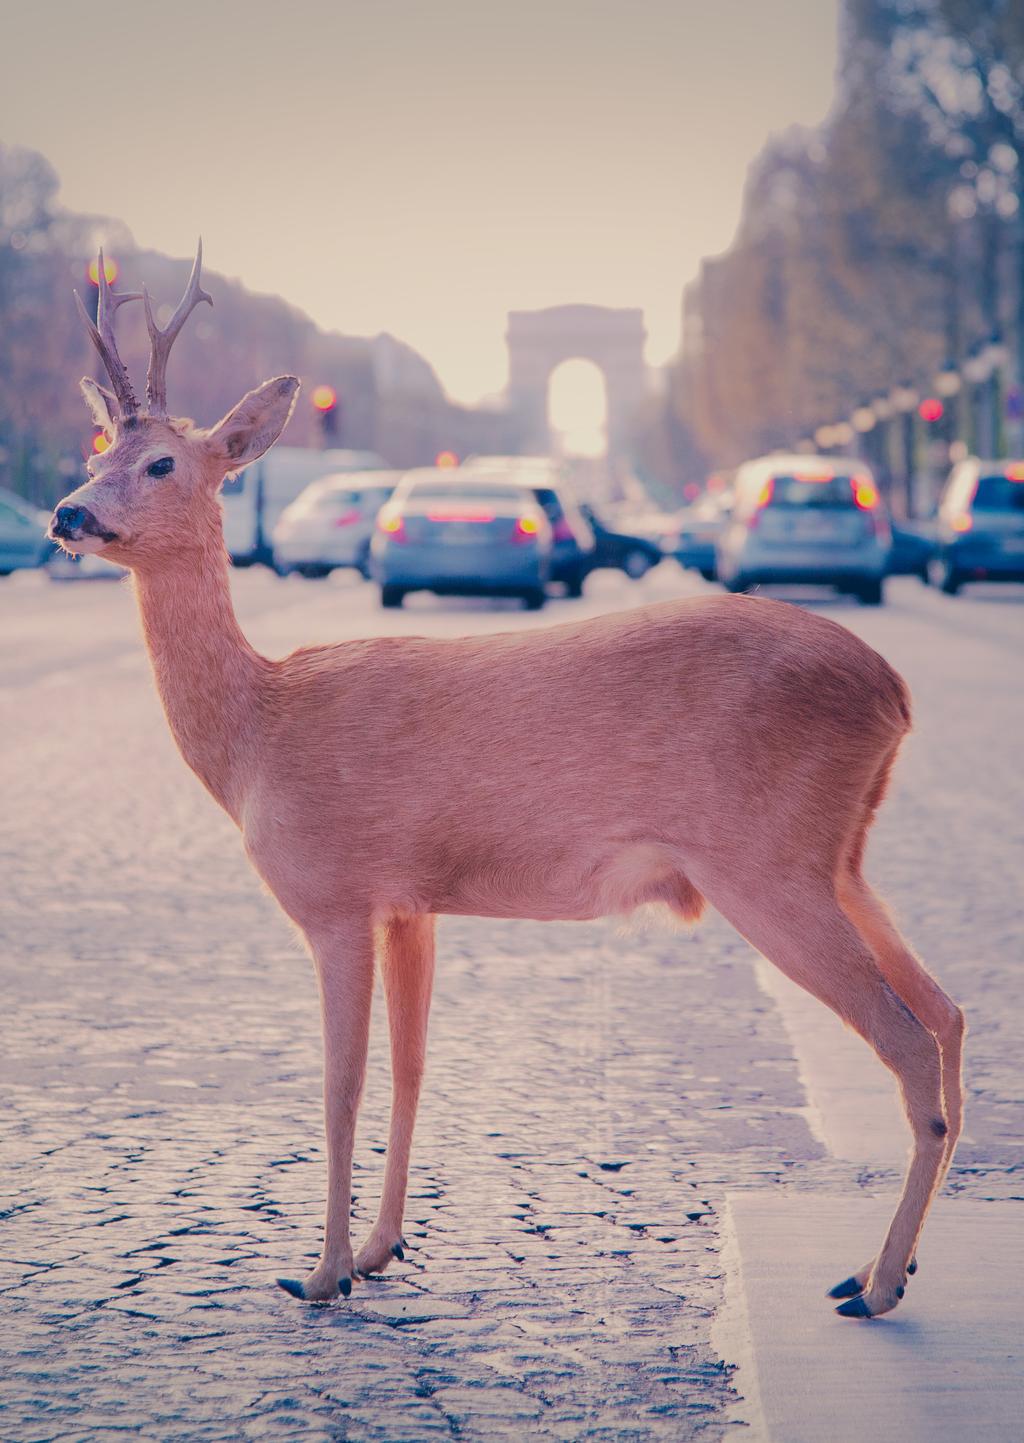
272, 472, 401, 578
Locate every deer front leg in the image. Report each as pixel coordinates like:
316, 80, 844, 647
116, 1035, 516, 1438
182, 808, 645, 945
355, 913, 436, 1278
277, 917, 374, 1302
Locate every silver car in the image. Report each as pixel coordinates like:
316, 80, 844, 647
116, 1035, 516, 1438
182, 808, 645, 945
371, 471, 551, 608
272, 472, 401, 578
0, 487, 50, 576
716, 455, 890, 605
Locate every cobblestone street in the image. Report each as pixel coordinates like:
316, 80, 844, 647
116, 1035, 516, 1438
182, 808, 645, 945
2, 565, 1022, 1441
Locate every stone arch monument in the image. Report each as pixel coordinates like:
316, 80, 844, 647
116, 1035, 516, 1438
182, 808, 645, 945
506, 304, 647, 458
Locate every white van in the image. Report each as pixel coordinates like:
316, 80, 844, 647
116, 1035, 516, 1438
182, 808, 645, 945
221, 446, 390, 565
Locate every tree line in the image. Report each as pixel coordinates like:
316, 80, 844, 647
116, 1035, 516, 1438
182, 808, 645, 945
655, 0, 1024, 482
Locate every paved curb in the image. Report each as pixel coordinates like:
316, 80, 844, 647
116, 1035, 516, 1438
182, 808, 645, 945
715, 1193, 1024, 1443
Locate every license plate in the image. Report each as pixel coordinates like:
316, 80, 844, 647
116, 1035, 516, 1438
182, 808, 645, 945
788, 514, 841, 541
438, 524, 480, 544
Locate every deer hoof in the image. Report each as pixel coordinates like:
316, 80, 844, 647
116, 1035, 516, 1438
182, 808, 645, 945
827, 1275, 866, 1300
907, 1256, 918, 1276
276, 1277, 306, 1300
391, 1243, 405, 1261
835, 1294, 873, 1319
339, 1276, 352, 1298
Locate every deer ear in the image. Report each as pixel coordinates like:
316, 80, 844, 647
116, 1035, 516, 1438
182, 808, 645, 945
206, 376, 299, 473
80, 377, 117, 436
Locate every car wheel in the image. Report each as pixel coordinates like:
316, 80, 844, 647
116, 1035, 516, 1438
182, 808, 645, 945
298, 564, 331, 580
855, 578, 884, 606
565, 574, 585, 599
622, 548, 651, 580
522, 589, 546, 611
380, 585, 404, 608
929, 557, 961, 594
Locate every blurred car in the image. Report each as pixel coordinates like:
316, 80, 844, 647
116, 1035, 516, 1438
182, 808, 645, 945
221, 446, 390, 566
272, 471, 401, 578
371, 470, 551, 608
887, 519, 935, 581
0, 487, 51, 575
929, 458, 1024, 594
460, 457, 595, 596
665, 491, 734, 579
577, 502, 662, 578
716, 455, 890, 605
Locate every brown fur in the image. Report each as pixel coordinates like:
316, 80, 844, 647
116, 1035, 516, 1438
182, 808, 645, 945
50, 374, 963, 1316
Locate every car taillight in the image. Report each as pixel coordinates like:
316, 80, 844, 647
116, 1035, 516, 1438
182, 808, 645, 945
747, 478, 774, 530
1006, 463, 1024, 481
333, 508, 361, 527
851, 476, 878, 510
552, 517, 574, 542
950, 513, 972, 533
378, 512, 407, 542
513, 515, 540, 543
849, 476, 888, 536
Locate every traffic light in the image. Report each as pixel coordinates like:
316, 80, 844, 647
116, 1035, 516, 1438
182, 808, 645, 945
312, 384, 340, 443
918, 397, 944, 423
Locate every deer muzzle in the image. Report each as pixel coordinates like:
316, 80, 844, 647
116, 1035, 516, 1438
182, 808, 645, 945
49, 504, 119, 549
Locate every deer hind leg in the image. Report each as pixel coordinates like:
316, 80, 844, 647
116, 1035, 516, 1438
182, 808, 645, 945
277, 916, 375, 1303
827, 867, 966, 1301
699, 870, 947, 1318
355, 913, 436, 1279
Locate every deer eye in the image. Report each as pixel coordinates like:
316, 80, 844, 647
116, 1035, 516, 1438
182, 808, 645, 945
146, 456, 175, 478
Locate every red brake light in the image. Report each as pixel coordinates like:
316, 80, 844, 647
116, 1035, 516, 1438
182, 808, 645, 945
1006, 463, 1024, 482
333, 508, 361, 527
747, 477, 773, 529
426, 510, 494, 522
851, 476, 879, 510
514, 514, 540, 542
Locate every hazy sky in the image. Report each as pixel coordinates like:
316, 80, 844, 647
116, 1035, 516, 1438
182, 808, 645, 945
3, 0, 839, 404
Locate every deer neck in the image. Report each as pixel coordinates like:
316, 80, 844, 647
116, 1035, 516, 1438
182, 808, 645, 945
132, 534, 264, 822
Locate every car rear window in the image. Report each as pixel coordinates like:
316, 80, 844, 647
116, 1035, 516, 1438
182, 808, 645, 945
766, 474, 859, 508
406, 483, 522, 502
973, 474, 1024, 511
309, 489, 360, 508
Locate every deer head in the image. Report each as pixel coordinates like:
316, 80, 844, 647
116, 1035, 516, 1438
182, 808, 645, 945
51, 241, 299, 568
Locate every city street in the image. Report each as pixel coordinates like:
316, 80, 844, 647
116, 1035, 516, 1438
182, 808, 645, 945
2, 562, 1022, 1441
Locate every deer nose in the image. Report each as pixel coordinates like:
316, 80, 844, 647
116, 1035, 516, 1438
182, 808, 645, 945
52, 504, 90, 538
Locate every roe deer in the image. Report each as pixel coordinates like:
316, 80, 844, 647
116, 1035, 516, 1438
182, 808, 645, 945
50, 245, 965, 1316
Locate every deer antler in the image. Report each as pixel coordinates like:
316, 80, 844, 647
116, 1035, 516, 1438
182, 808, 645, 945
143, 238, 213, 418
74, 249, 143, 421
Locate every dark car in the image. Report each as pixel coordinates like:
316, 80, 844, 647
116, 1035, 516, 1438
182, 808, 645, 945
930, 459, 1024, 594
887, 520, 935, 581
578, 503, 663, 579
